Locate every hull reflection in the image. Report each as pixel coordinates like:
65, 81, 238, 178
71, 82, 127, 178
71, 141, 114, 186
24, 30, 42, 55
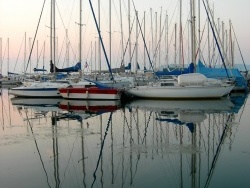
56, 99, 121, 123
59, 99, 121, 113
10, 97, 62, 112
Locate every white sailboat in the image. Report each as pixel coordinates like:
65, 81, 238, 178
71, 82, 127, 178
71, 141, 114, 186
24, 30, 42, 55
127, 0, 234, 100
9, 0, 69, 97
127, 73, 234, 99
9, 81, 68, 97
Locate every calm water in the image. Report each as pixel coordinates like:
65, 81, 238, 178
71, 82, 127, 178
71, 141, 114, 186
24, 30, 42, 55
0, 88, 250, 188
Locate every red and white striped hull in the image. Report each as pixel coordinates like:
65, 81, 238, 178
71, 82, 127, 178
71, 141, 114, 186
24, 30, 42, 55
59, 87, 121, 100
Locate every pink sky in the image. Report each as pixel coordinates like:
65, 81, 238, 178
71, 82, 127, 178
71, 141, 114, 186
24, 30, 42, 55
0, 0, 249, 74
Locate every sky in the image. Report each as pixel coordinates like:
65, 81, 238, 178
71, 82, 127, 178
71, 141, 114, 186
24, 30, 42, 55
0, 0, 249, 75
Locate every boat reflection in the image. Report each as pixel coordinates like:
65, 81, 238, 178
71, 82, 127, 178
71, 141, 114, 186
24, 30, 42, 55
10, 97, 63, 112
56, 99, 122, 123
127, 97, 235, 126
59, 99, 121, 113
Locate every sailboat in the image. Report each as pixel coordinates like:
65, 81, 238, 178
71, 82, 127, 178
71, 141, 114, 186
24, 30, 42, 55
58, 0, 123, 100
196, 1, 248, 92
58, 79, 121, 100
9, 0, 69, 98
126, 0, 234, 99
127, 73, 234, 99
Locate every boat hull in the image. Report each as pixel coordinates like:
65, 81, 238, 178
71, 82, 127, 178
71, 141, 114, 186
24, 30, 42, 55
9, 82, 68, 97
9, 87, 62, 97
59, 87, 121, 100
127, 85, 234, 99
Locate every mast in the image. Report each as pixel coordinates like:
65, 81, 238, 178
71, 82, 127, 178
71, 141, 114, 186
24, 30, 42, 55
109, 0, 111, 68
79, 0, 82, 77
29, 37, 32, 73
222, 21, 225, 63
98, 0, 101, 73
43, 41, 45, 75
190, 0, 196, 69
150, 8, 154, 65
207, 17, 210, 67
174, 23, 177, 66
128, 0, 131, 73
24, 32, 26, 73
159, 7, 162, 68
179, 0, 183, 67
66, 29, 69, 67
165, 12, 168, 66
198, 0, 201, 61
79, 0, 82, 64
135, 11, 138, 74
143, 11, 146, 71
119, 0, 124, 67
53, 0, 56, 74
88, 0, 114, 81
7, 38, 9, 76
0, 38, 2, 75
229, 20, 234, 67
36, 40, 39, 70
155, 12, 157, 68
50, 0, 55, 74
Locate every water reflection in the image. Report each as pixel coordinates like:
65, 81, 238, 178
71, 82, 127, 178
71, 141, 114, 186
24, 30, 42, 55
11, 97, 63, 112
1, 88, 249, 188
56, 99, 121, 124
127, 98, 236, 133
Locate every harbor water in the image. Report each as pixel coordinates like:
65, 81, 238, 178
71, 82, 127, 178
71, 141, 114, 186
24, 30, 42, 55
1, 88, 250, 188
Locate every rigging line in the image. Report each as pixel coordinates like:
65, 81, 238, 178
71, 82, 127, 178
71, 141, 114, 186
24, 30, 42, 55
25, 109, 52, 188
14, 33, 25, 72
141, 111, 153, 144
88, 0, 114, 81
1, 94, 4, 130
237, 94, 248, 123
131, 0, 154, 72
25, 0, 47, 73
36, 41, 46, 68
131, 111, 153, 182
66, 0, 76, 27
204, 113, 233, 188
124, 108, 135, 143
1, 39, 8, 71
55, 1, 69, 68
62, 133, 80, 185
231, 24, 247, 72
91, 112, 113, 188
121, 15, 136, 67
202, 0, 230, 78
195, 19, 207, 61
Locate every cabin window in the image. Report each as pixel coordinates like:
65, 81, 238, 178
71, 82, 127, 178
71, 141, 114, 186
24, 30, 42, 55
161, 111, 175, 115
161, 83, 174, 86
85, 85, 96, 88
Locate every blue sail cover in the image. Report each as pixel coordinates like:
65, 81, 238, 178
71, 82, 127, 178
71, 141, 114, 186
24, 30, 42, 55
50, 62, 81, 73
155, 62, 195, 76
197, 60, 248, 91
33, 68, 47, 72
124, 63, 140, 70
